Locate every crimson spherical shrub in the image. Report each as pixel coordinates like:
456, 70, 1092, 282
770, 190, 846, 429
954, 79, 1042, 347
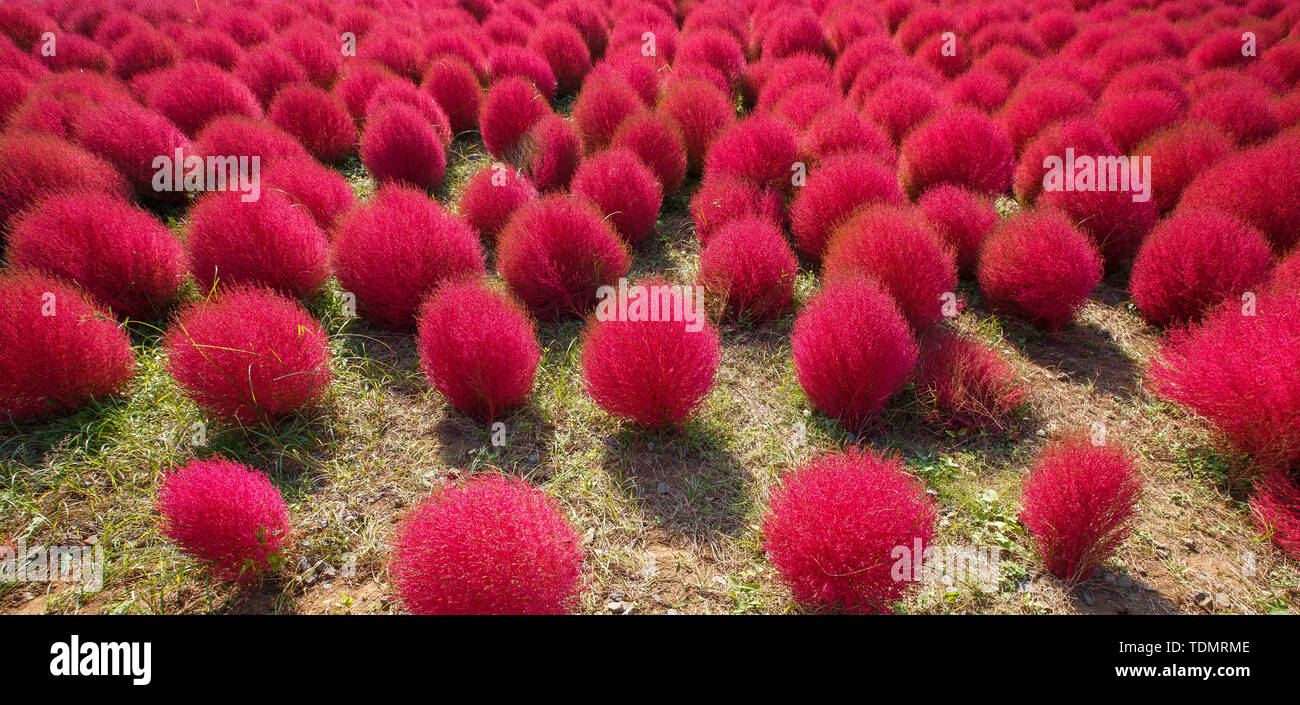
520, 113, 581, 192
480, 76, 550, 162
763, 447, 937, 613
8, 72, 131, 141
422, 30, 488, 79
609, 110, 687, 195
823, 205, 958, 329
1129, 209, 1274, 327
1269, 251, 1300, 295
791, 153, 906, 260
365, 80, 452, 147
36, 32, 111, 73
770, 82, 841, 132
580, 277, 720, 428
143, 61, 262, 137
1040, 184, 1158, 270
918, 185, 999, 277
234, 45, 307, 108
0, 67, 33, 123
193, 116, 311, 167
900, 107, 1015, 199
7, 193, 185, 320
416, 278, 540, 422
866, 77, 946, 145
998, 79, 1094, 152
571, 148, 662, 246
571, 72, 642, 154
267, 82, 355, 163
697, 217, 797, 321
0, 134, 128, 228
978, 209, 1103, 331
496, 195, 631, 320
1095, 89, 1185, 153
111, 28, 178, 80
1013, 118, 1119, 205
70, 100, 191, 203
678, 28, 745, 83
704, 115, 799, 195
792, 277, 918, 432
421, 56, 481, 136
390, 474, 585, 615
1187, 86, 1280, 146
658, 78, 736, 172
945, 68, 1011, 114
360, 103, 446, 189
260, 156, 355, 231
457, 162, 538, 241
916, 329, 1027, 432
527, 21, 591, 94
156, 458, 291, 585
334, 60, 398, 120
798, 104, 896, 167
0, 272, 136, 422
1180, 137, 1300, 252
489, 45, 557, 101
1019, 436, 1143, 584
1148, 293, 1300, 469
332, 186, 486, 330
276, 23, 341, 88
1251, 471, 1300, 561
165, 286, 332, 424
187, 189, 330, 300
689, 176, 785, 245
1136, 122, 1233, 216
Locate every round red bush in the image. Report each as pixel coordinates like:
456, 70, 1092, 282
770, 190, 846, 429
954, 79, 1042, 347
689, 176, 785, 245
798, 104, 896, 167
496, 195, 631, 320
998, 79, 1094, 152
234, 45, 307, 108
143, 61, 262, 137
791, 153, 906, 259
365, 80, 452, 147
697, 217, 798, 321
0, 134, 128, 229
609, 110, 687, 195
193, 115, 311, 164
917, 185, 999, 277
390, 474, 585, 615
704, 114, 799, 195
1179, 136, 1300, 252
489, 45, 558, 101
527, 21, 591, 94
416, 278, 540, 422
1096, 89, 1186, 152
900, 107, 1015, 198
1269, 250, 1300, 295
457, 162, 538, 241
1013, 118, 1119, 204
945, 68, 1011, 113
332, 186, 486, 330
156, 458, 291, 584
1039, 183, 1158, 270
657, 78, 736, 172
110, 29, 178, 80
7, 193, 185, 320
480, 76, 550, 162
571, 148, 663, 246
360, 103, 446, 189
916, 328, 1027, 432
268, 82, 356, 163
71, 100, 192, 204
791, 277, 918, 432
260, 156, 355, 231
164, 286, 333, 425
678, 28, 745, 84
1251, 471, 1300, 561
520, 113, 581, 192
276, 23, 341, 88
1130, 209, 1274, 327
1187, 85, 1281, 146
763, 447, 937, 613
866, 77, 946, 145
977, 209, 1103, 331
1020, 435, 1143, 584
580, 277, 720, 428
0, 272, 136, 421
334, 60, 398, 120
572, 72, 642, 154
421, 56, 481, 136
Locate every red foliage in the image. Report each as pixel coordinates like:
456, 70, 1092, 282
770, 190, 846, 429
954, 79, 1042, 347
977, 209, 1103, 331
945, 68, 1011, 113
609, 110, 687, 195
0, 2, 52, 51
678, 28, 746, 84
457, 162, 538, 241
1148, 293, 1300, 469
689, 176, 786, 245
234, 45, 306, 108
0, 272, 136, 421
334, 60, 398, 120
260, 156, 355, 231
110, 29, 178, 80
1269, 250, 1300, 295
791, 277, 918, 432
917, 185, 998, 278
900, 107, 1015, 198
798, 104, 896, 167
657, 78, 736, 172
1095, 89, 1185, 152
1013, 118, 1119, 204
571, 148, 662, 246
360, 103, 446, 189
364, 80, 452, 146
0, 134, 128, 229
520, 113, 582, 191
1179, 136, 1300, 252
1020, 436, 1143, 584
71, 100, 192, 203
1187, 85, 1281, 145
916, 328, 1027, 432
276, 23, 341, 88
480, 76, 550, 161
790, 153, 906, 259
332, 186, 485, 330
759, 9, 828, 59
0, 67, 34, 124
527, 21, 591, 94
495, 195, 631, 320
866, 77, 946, 145
998, 79, 1094, 152
267, 82, 355, 163
416, 278, 540, 422
193, 115, 310, 163
763, 447, 937, 613
572, 72, 642, 154
1129, 209, 1274, 327
823, 204, 958, 329
420, 56, 481, 135
156, 458, 291, 584
143, 61, 262, 137
580, 277, 720, 428
488, 45, 558, 101
704, 115, 799, 195
390, 474, 585, 615
35, 32, 111, 73
1040, 183, 1158, 270
1251, 471, 1300, 561
697, 216, 797, 321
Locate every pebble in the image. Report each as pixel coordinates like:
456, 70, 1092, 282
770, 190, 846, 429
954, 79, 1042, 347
666, 609, 681, 615
656, 482, 669, 495
1080, 591, 1095, 606
1180, 537, 1198, 553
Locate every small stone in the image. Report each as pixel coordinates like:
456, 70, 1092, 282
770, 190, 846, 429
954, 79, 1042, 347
1216, 593, 1231, 608
609, 592, 624, 601
606, 601, 625, 614
666, 609, 681, 615
528, 453, 540, 463
1080, 591, 1095, 606
1036, 429, 1046, 437
1193, 592, 1212, 608
1180, 537, 1198, 553
656, 482, 669, 495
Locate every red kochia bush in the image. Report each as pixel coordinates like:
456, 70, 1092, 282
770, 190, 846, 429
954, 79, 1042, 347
0, 272, 136, 422
918, 185, 999, 277
609, 110, 688, 195
489, 45, 558, 101
527, 21, 592, 94
978, 210, 1103, 331
763, 448, 937, 613
421, 56, 481, 135
268, 83, 356, 163
186, 189, 330, 300
1134, 121, 1234, 214
143, 61, 263, 136
689, 176, 786, 245
1251, 471, 1300, 561
1179, 136, 1300, 252
193, 115, 311, 163
823, 205, 959, 329
71, 100, 192, 203
1096, 90, 1186, 154
360, 103, 446, 189
799, 104, 896, 167
571, 148, 663, 246
0, 134, 128, 228
1147, 293, 1300, 470
1129, 209, 1274, 327
496, 195, 631, 320
1041, 185, 1158, 270
792, 277, 919, 432
480, 76, 550, 162
572, 72, 643, 154
900, 107, 1015, 198
1187, 86, 1280, 146
580, 277, 721, 428
704, 115, 800, 195
457, 162, 538, 241
657, 78, 736, 171
791, 153, 907, 259
235, 45, 308, 108
260, 157, 355, 231
7, 193, 186, 320
365, 80, 453, 147
1019, 436, 1143, 584
165, 286, 333, 424
1013, 118, 1119, 205
332, 186, 486, 330
866, 77, 946, 145
697, 217, 798, 321
998, 79, 1094, 151
1269, 251, 1300, 295
111, 29, 178, 80
416, 278, 540, 422
390, 474, 585, 615
916, 329, 1027, 432
156, 458, 291, 584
